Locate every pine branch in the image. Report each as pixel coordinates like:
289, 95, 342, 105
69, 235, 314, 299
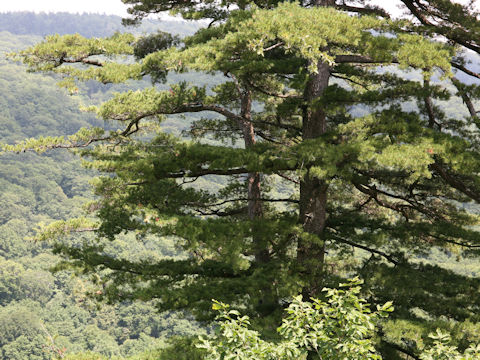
336, 3, 391, 18
423, 79, 441, 129
427, 232, 480, 249
451, 77, 478, 118
193, 197, 299, 208
263, 42, 285, 52
331, 73, 370, 89
255, 129, 286, 144
334, 55, 396, 64
178, 103, 247, 124
401, 0, 480, 54
353, 182, 445, 222
156, 163, 298, 179
245, 78, 301, 99
430, 161, 480, 203
250, 119, 302, 134
380, 340, 420, 360
61, 56, 104, 67
451, 61, 480, 80
194, 207, 247, 217
275, 171, 300, 184
329, 234, 399, 265
353, 182, 411, 221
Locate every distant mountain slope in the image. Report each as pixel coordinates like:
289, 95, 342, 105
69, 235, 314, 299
0, 11, 201, 38
0, 14, 201, 359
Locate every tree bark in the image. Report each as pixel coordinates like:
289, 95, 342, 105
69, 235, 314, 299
239, 87, 274, 313
423, 80, 437, 128
452, 77, 478, 118
239, 88, 268, 262
295, 0, 335, 301
298, 59, 331, 298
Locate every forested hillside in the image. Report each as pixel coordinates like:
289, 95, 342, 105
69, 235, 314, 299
0, 11, 199, 37
5, 2, 480, 359
0, 14, 202, 360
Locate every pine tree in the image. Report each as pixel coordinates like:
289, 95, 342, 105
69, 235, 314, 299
7, 0, 480, 357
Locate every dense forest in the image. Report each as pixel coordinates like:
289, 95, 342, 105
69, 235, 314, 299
4, 1, 480, 359
0, 13, 204, 360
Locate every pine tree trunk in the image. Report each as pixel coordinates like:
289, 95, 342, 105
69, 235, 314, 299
240, 88, 274, 312
298, 52, 331, 298
240, 88, 266, 259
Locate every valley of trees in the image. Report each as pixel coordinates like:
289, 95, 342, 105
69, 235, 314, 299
4, 0, 480, 358
0, 13, 203, 360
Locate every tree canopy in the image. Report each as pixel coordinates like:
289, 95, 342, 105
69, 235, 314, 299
7, 0, 480, 358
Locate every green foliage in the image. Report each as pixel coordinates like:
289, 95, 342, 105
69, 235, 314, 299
199, 279, 393, 360
134, 31, 179, 60
0, 24, 202, 359
200, 283, 480, 360
420, 330, 480, 360
143, 336, 205, 360
8, 1, 480, 359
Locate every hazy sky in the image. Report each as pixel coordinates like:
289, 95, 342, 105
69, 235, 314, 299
0, 0, 474, 18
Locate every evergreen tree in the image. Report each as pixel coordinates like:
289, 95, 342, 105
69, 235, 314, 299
7, 0, 480, 357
